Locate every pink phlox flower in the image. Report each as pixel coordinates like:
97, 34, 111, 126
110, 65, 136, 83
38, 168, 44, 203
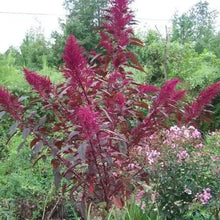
141, 201, 146, 211
115, 160, 122, 166
137, 146, 143, 154
178, 150, 190, 163
195, 188, 212, 205
189, 126, 202, 138
112, 172, 118, 177
127, 163, 135, 170
195, 143, 204, 149
146, 149, 160, 165
136, 190, 145, 203
209, 132, 216, 136
183, 129, 190, 138
211, 156, 219, 162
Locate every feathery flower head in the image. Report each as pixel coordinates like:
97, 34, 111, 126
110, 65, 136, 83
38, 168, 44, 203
115, 93, 125, 106
0, 87, 23, 120
138, 84, 160, 95
63, 34, 87, 72
185, 81, 220, 123
24, 68, 52, 99
100, 0, 134, 51
75, 106, 99, 139
155, 78, 182, 106
62, 34, 94, 90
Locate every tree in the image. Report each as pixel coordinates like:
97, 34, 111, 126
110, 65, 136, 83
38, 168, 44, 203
19, 30, 51, 71
172, 1, 218, 53
51, 0, 108, 66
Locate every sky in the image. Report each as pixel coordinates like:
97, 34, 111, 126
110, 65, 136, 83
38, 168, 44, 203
0, 0, 220, 53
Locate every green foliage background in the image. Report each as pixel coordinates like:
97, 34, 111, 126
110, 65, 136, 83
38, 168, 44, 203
0, 0, 220, 219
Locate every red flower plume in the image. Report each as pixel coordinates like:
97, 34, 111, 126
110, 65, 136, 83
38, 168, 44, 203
24, 68, 52, 99
0, 87, 23, 120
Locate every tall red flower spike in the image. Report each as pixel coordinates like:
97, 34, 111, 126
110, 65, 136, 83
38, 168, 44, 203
0, 87, 23, 120
185, 82, 220, 123
24, 68, 53, 100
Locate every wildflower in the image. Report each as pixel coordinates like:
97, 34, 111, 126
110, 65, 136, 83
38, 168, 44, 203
62, 34, 87, 72
185, 82, 220, 123
146, 150, 160, 165
192, 129, 202, 139
127, 163, 135, 170
178, 150, 190, 163
141, 201, 146, 210
115, 93, 125, 107
155, 78, 183, 106
195, 143, 204, 149
112, 172, 118, 177
75, 106, 99, 139
136, 190, 145, 203
115, 160, 122, 166
0, 87, 23, 120
195, 188, 212, 205
24, 68, 52, 99
211, 156, 219, 162
62, 34, 94, 90
138, 84, 160, 95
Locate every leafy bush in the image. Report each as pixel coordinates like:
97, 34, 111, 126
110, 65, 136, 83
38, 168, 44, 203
0, 52, 29, 92
134, 126, 220, 219
0, 0, 220, 218
0, 133, 55, 219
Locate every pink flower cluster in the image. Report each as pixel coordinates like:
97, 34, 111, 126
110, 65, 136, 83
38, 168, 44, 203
136, 190, 145, 203
178, 150, 190, 162
195, 188, 212, 205
146, 149, 161, 165
163, 125, 202, 148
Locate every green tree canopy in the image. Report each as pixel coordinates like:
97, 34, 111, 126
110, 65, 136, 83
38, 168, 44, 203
51, 0, 108, 66
172, 1, 218, 53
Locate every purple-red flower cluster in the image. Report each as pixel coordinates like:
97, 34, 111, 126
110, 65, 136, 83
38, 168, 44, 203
75, 106, 99, 139
24, 68, 53, 99
0, 87, 23, 120
62, 34, 94, 91
185, 82, 220, 123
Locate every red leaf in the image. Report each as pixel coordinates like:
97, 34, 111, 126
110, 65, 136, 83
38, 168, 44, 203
135, 101, 149, 109
39, 127, 47, 135
52, 126, 60, 132
130, 37, 144, 46
30, 138, 40, 148
89, 181, 94, 194
62, 184, 67, 196
51, 159, 60, 169
126, 52, 145, 72
32, 155, 46, 167
55, 140, 64, 150
201, 116, 213, 123
113, 196, 123, 209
